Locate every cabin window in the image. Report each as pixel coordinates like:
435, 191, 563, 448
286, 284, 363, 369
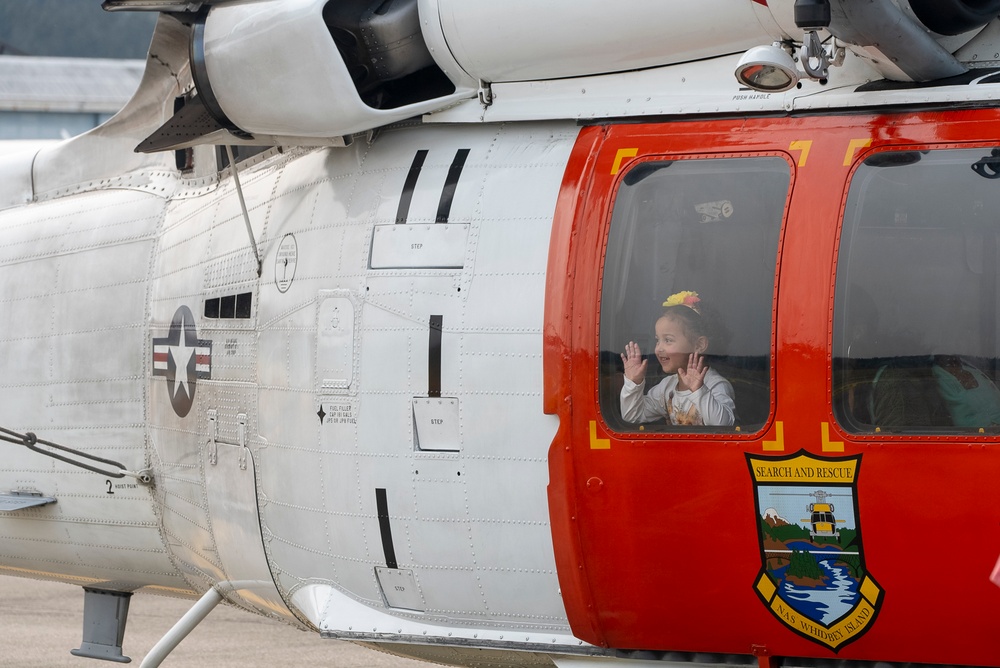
599, 156, 788, 433
834, 147, 1000, 434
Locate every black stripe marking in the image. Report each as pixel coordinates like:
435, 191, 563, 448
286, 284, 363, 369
435, 149, 470, 223
375, 488, 398, 569
396, 150, 427, 224
429, 315, 443, 398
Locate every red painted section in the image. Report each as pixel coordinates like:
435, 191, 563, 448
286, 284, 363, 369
545, 124, 608, 646
544, 109, 1000, 665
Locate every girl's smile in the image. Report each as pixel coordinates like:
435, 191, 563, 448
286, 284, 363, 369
653, 316, 699, 374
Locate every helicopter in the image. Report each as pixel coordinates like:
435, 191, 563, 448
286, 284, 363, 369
4, 0, 1000, 666
786, 490, 851, 540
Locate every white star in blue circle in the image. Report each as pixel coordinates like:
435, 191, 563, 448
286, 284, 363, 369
152, 306, 213, 418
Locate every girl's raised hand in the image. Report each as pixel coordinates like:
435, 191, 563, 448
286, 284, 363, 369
678, 350, 708, 391
621, 341, 647, 384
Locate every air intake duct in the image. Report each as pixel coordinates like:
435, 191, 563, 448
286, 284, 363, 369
323, 0, 447, 108
908, 0, 1000, 36
169, 0, 472, 140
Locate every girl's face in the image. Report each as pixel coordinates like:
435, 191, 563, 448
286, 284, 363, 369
653, 316, 706, 374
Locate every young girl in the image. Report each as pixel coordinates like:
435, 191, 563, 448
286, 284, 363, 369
620, 291, 736, 426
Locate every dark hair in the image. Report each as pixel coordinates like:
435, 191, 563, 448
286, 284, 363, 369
659, 305, 709, 342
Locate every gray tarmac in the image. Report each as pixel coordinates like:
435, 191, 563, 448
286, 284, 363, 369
0, 575, 427, 668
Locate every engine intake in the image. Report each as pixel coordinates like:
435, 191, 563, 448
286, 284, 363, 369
185, 0, 472, 139
909, 0, 1000, 36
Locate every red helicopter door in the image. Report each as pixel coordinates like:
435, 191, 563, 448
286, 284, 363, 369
544, 120, 792, 651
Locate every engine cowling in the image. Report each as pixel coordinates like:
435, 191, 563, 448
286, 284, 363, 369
827, 0, 999, 82
190, 0, 475, 139
422, 0, 790, 84
172, 0, 1000, 140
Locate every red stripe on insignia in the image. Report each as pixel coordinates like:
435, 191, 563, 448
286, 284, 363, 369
153, 352, 168, 362
196, 355, 211, 365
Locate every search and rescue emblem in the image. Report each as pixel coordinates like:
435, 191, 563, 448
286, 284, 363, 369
747, 451, 883, 652
152, 305, 212, 418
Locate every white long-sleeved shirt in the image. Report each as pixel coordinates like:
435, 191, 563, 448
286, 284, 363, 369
620, 368, 736, 426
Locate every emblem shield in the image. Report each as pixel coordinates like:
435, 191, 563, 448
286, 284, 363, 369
747, 451, 883, 651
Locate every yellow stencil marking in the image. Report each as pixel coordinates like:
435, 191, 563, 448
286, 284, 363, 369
590, 421, 610, 450
611, 148, 638, 175
843, 138, 873, 166
821, 422, 844, 452
763, 421, 785, 451
789, 140, 812, 167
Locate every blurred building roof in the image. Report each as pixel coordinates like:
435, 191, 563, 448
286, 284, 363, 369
0, 56, 144, 113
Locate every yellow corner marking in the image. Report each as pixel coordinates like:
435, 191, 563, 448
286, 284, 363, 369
843, 138, 873, 166
860, 575, 881, 603
763, 421, 785, 451
590, 420, 611, 450
755, 573, 777, 601
789, 140, 812, 167
821, 422, 844, 452
611, 148, 639, 175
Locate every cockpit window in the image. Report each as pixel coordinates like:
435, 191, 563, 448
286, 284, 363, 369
599, 156, 788, 433
834, 147, 1000, 434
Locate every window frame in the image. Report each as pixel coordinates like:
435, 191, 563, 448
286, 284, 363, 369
831, 142, 1000, 441
596, 151, 793, 439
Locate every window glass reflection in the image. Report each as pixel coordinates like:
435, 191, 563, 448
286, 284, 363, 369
599, 157, 788, 433
834, 148, 1000, 433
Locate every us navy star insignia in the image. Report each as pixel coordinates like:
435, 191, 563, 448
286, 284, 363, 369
152, 305, 213, 418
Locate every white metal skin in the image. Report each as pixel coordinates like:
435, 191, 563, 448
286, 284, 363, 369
0, 169, 185, 592
0, 15, 586, 664
137, 120, 579, 645
428, 0, 789, 82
